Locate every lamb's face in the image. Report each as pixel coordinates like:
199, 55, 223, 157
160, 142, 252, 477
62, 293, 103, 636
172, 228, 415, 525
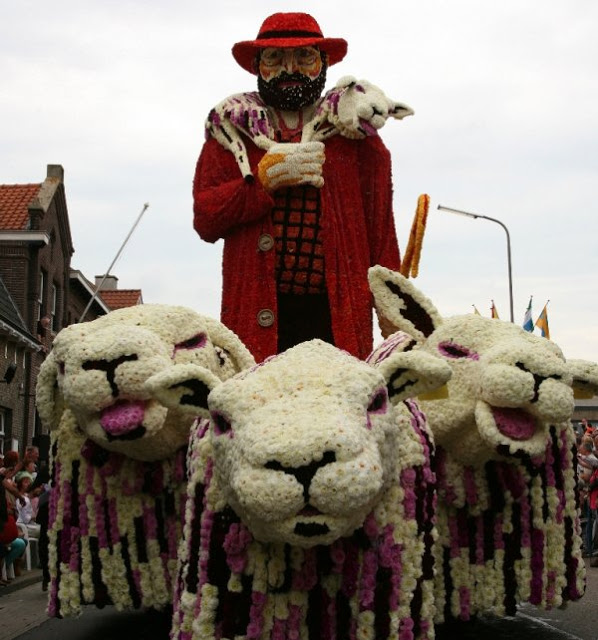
43, 305, 249, 461
207, 341, 399, 547
321, 77, 414, 140
420, 314, 574, 465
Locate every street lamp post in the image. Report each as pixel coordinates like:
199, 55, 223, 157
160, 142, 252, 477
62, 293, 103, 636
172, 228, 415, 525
437, 205, 514, 323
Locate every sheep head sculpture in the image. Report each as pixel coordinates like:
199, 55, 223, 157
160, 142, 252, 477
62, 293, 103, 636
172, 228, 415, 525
37, 304, 254, 462
368, 266, 575, 466
368, 266, 590, 621
171, 339, 452, 640
35, 304, 255, 617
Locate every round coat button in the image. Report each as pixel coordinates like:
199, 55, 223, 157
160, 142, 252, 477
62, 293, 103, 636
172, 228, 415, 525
258, 233, 274, 251
257, 309, 275, 327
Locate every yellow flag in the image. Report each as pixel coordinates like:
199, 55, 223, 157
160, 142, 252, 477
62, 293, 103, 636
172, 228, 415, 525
491, 301, 499, 319
535, 302, 550, 339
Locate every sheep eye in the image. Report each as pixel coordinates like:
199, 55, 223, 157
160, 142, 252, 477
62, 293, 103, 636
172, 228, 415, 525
438, 341, 478, 360
175, 333, 207, 351
367, 389, 388, 414
211, 412, 232, 436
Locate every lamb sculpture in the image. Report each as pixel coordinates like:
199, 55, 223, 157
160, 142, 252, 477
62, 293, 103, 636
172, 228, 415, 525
35, 304, 255, 617
206, 76, 413, 180
368, 266, 591, 623
170, 339, 452, 640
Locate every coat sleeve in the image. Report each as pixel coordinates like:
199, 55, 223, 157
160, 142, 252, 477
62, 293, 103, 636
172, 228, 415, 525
357, 136, 401, 270
193, 138, 275, 243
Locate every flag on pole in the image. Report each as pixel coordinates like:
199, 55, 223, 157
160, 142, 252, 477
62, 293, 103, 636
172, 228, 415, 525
522, 296, 534, 332
535, 301, 550, 339
491, 300, 499, 319
472, 305, 481, 315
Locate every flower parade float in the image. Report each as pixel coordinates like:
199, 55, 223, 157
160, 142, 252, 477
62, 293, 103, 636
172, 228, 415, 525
35, 305, 254, 617
170, 339, 452, 640
368, 265, 598, 623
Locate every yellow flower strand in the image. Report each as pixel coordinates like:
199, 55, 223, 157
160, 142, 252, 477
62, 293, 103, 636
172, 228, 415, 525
400, 194, 430, 279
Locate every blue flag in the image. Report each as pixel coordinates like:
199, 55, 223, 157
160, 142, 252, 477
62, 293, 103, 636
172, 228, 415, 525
522, 297, 533, 332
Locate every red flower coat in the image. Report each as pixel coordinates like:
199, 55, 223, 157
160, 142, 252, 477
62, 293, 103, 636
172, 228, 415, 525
193, 133, 401, 362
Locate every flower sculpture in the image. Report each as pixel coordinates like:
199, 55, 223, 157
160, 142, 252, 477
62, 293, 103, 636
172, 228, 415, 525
35, 305, 255, 617
171, 339, 451, 640
368, 266, 596, 622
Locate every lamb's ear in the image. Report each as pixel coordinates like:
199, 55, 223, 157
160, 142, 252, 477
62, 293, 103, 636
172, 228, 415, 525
377, 349, 452, 404
35, 352, 64, 430
335, 75, 357, 89
203, 317, 256, 377
567, 359, 598, 399
145, 364, 221, 418
368, 265, 443, 343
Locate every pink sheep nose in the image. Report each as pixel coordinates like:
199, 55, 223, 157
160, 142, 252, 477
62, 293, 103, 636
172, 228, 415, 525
100, 400, 146, 436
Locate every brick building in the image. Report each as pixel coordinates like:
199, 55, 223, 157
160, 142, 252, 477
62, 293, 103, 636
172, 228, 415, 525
0, 165, 142, 456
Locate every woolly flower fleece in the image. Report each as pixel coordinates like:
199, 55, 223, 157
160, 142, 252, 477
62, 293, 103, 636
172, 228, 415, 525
172, 340, 440, 640
36, 304, 255, 616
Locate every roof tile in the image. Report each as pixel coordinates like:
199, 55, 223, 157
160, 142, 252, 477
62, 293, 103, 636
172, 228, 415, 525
0, 184, 41, 230
100, 289, 143, 310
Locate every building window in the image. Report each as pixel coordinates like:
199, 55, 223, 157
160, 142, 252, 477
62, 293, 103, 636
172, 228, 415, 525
0, 409, 5, 454
51, 283, 58, 332
38, 270, 46, 321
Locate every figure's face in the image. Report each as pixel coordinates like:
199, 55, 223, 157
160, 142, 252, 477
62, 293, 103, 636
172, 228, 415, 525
258, 46, 323, 81
257, 46, 327, 111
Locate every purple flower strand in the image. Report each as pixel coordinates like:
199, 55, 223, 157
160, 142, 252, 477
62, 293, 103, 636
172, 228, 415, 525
223, 522, 252, 573
399, 615, 415, 640
60, 478, 73, 563
463, 467, 478, 506
458, 585, 471, 620
271, 616, 286, 640
401, 468, 417, 520
359, 548, 378, 609
287, 603, 302, 640
246, 591, 267, 640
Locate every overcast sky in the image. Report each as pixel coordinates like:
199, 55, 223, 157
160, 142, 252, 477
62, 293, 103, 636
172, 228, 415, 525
2, 0, 597, 363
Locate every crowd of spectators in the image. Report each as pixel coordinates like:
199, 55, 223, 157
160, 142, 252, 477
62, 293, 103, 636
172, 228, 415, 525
576, 418, 598, 566
0, 446, 50, 589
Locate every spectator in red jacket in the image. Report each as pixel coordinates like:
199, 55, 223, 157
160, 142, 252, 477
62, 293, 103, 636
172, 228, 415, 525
193, 12, 403, 362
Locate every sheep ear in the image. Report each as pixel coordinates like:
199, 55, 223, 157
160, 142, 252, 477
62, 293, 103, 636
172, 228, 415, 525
203, 317, 256, 376
335, 75, 357, 89
35, 352, 64, 430
145, 364, 221, 417
368, 266, 443, 343
389, 101, 414, 120
377, 350, 452, 404
567, 359, 598, 399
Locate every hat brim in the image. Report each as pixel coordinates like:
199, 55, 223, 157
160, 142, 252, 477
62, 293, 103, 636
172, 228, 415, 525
232, 37, 348, 75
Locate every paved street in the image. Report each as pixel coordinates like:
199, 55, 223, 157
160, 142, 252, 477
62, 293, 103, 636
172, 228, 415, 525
2, 561, 598, 640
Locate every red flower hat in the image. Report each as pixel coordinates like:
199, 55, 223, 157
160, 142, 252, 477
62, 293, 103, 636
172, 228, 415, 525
232, 12, 348, 75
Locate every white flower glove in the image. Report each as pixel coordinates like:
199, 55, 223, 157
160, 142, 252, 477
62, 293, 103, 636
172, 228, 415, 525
257, 141, 325, 192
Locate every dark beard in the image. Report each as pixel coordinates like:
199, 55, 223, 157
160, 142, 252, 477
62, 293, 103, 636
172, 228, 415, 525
258, 67, 327, 111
